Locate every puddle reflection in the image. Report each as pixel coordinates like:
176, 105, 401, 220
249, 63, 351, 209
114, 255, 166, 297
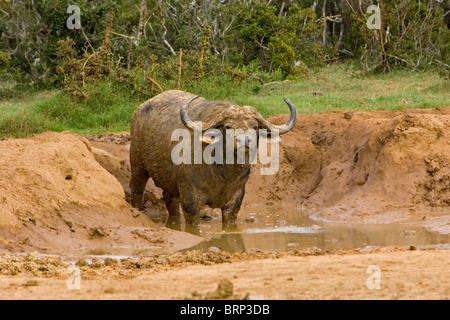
170, 207, 450, 253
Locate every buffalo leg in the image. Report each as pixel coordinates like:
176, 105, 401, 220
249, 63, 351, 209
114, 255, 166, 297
180, 198, 201, 235
130, 164, 149, 210
221, 187, 245, 227
163, 191, 181, 216
163, 191, 182, 228
179, 191, 200, 225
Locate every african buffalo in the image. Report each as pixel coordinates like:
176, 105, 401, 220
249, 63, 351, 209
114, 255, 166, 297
130, 90, 297, 227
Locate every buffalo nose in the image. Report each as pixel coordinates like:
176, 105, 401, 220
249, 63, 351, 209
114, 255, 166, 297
236, 135, 252, 147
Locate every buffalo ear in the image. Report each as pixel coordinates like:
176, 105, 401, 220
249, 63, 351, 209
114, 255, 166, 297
258, 129, 281, 144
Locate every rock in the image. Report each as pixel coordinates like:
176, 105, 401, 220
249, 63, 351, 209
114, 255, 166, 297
306, 247, 322, 254
104, 287, 115, 294
205, 279, 234, 300
25, 252, 40, 262
89, 227, 108, 238
104, 257, 117, 266
243, 248, 262, 253
190, 290, 202, 300
244, 217, 258, 223
208, 246, 222, 253
75, 259, 88, 267
240, 292, 251, 300
130, 208, 140, 217
90, 257, 105, 268
23, 280, 38, 287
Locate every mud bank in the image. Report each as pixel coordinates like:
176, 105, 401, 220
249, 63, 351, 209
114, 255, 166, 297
0, 107, 449, 255
246, 107, 450, 227
0, 132, 202, 254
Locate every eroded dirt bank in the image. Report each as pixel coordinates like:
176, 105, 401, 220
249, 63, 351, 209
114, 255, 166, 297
0, 132, 202, 255
245, 107, 450, 227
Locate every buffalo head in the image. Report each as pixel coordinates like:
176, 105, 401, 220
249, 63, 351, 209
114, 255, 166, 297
179, 95, 297, 153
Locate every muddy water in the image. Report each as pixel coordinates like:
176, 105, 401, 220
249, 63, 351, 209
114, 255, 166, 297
179, 206, 450, 253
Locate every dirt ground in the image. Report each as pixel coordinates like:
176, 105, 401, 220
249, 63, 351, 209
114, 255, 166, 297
0, 249, 448, 299
0, 106, 449, 299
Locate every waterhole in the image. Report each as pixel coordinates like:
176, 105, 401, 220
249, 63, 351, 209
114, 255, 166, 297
179, 206, 449, 253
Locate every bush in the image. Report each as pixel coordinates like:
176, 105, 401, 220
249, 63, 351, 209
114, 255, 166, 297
0, 50, 11, 73
236, 3, 330, 77
341, 0, 449, 73
0, 0, 448, 86
0, 0, 116, 82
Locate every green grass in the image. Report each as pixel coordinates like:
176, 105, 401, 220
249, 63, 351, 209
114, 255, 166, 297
224, 64, 450, 117
0, 80, 143, 137
1, 64, 449, 137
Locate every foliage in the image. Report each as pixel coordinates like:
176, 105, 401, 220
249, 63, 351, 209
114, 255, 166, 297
0, 50, 11, 73
341, 0, 449, 74
0, 0, 116, 82
55, 12, 114, 101
0, 0, 448, 86
236, 3, 329, 76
